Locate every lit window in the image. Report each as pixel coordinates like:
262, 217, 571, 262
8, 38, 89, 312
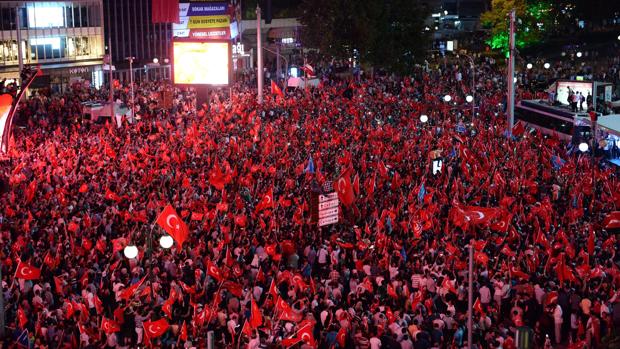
27, 5, 64, 28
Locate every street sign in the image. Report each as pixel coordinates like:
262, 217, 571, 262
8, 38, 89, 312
319, 192, 338, 203
318, 191, 339, 227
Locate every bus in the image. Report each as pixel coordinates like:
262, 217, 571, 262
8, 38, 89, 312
514, 100, 592, 143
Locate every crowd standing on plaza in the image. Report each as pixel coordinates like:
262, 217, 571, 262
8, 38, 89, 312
0, 54, 619, 349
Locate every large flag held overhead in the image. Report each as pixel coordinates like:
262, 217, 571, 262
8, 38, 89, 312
156, 205, 189, 249
152, 0, 180, 23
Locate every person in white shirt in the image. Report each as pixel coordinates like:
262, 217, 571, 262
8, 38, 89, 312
479, 284, 491, 308
553, 304, 563, 344
369, 334, 382, 349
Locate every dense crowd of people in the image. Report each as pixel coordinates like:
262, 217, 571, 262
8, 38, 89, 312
0, 54, 619, 349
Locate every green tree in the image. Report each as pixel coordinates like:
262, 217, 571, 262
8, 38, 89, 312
481, 0, 553, 55
298, 0, 431, 75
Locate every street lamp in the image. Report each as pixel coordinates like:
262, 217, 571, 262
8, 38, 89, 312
444, 94, 452, 102
123, 245, 139, 259
466, 95, 474, 103
526, 63, 533, 70
576, 52, 582, 58
579, 142, 589, 152
163, 58, 169, 64
420, 114, 429, 123
159, 235, 174, 249
544, 62, 551, 69
153, 57, 159, 64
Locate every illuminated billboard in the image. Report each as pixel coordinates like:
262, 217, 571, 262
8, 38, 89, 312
172, 40, 230, 86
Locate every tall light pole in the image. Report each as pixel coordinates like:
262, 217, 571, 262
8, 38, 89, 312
256, 4, 264, 104
507, 9, 516, 134
461, 54, 476, 119
0, 261, 4, 338
126, 57, 136, 117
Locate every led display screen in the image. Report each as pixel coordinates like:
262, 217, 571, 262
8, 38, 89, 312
172, 41, 230, 85
556, 81, 592, 110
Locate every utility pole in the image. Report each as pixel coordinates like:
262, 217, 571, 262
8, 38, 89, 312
0, 261, 4, 338
467, 241, 473, 349
507, 9, 516, 134
256, 4, 264, 104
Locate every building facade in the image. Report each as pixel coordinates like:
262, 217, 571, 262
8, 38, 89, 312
103, 0, 172, 83
0, 0, 105, 92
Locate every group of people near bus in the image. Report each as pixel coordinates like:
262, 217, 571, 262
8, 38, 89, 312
0, 53, 618, 349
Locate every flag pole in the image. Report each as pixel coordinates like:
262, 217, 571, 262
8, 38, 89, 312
507, 9, 516, 135
256, 4, 264, 105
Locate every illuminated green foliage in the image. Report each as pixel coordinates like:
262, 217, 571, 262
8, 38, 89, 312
481, 0, 552, 55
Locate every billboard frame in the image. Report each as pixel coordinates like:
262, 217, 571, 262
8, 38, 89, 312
171, 38, 232, 87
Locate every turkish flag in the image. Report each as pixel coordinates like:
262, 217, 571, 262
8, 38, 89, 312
206, 260, 223, 282
53, 276, 64, 295
255, 187, 275, 212
143, 318, 169, 339
162, 300, 173, 319
94, 295, 103, 314
179, 321, 188, 341
14, 260, 41, 280
603, 211, 620, 229
297, 320, 317, 347
271, 80, 284, 97
275, 296, 302, 322
101, 317, 121, 334
473, 298, 484, 314
474, 251, 489, 266
336, 326, 347, 347
104, 188, 122, 202
119, 276, 147, 301
17, 307, 27, 328
194, 305, 213, 326
208, 163, 231, 190
151, 0, 180, 24
156, 205, 189, 249
250, 296, 263, 328
79, 183, 88, 193
335, 171, 355, 207
587, 225, 595, 255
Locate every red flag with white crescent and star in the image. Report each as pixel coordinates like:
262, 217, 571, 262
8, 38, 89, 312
250, 296, 263, 328
156, 204, 189, 249
255, 187, 275, 212
335, 170, 355, 207
101, 317, 121, 334
206, 260, 224, 282
143, 318, 169, 339
179, 320, 188, 341
14, 260, 41, 280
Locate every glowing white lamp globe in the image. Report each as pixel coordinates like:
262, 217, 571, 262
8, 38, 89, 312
526, 63, 533, 69
153, 58, 159, 64
420, 114, 429, 123
576, 52, 582, 58
578, 142, 589, 152
466, 95, 474, 103
160, 235, 174, 249
123, 245, 139, 259
444, 95, 452, 102
544, 63, 551, 69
